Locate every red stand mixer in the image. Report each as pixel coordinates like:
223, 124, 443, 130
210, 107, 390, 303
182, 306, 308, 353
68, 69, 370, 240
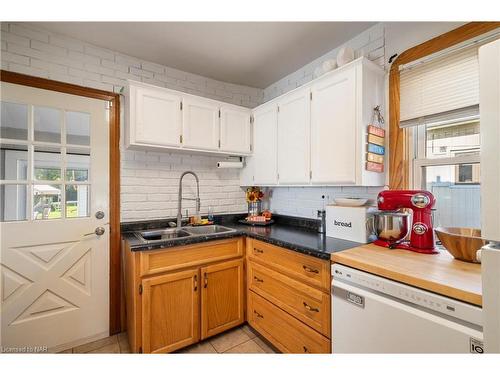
373, 190, 438, 254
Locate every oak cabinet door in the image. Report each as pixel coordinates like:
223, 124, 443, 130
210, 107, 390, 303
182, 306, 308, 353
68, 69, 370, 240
182, 96, 220, 151
201, 259, 245, 339
134, 86, 182, 147
141, 269, 200, 353
252, 103, 278, 185
220, 106, 251, 154
277, 89, 311, 184
310, 68, 357, 185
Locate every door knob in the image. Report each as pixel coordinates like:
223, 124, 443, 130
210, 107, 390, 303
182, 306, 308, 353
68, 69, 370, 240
84, 227, 106, 237
95, 211, 105, 219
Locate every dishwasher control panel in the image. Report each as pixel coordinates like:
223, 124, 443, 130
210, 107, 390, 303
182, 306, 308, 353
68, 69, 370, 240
332, 264, 482, 327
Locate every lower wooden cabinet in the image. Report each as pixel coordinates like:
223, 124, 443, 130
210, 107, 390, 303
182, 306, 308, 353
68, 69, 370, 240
201, 259, 245, 339
124, 238, 245, 353
248, 291, 331, 353
142, 269, 200, 353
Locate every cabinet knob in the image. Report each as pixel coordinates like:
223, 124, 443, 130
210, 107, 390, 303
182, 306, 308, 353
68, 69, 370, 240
303, 265, 319, 274
303, 302, 320, 312
204, 272, 208, 288
254, 310, 264, 318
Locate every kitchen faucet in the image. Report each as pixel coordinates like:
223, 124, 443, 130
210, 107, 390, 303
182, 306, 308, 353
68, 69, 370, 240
177, 171, 201, 228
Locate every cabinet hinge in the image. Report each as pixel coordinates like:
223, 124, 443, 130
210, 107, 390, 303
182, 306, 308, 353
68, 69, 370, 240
309, 170, 312, 179
139, 284, 143, 295
250, 144, 253, 152
250, 115, 254, 124
218, 109, 221, 118
277, 173, 280, 180
139, 347, 143, 353
310, 92, 312, 100
180, 101, 183, 110
218, 140, 221, 148
277, 106, 280, 113
180, 135, 183, 144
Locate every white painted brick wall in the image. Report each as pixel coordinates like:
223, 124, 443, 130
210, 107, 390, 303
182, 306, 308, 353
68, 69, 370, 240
262, 23, 386, 102
0, 22, 391, 221
1, 22, 259, 222
267, 186, 382, 219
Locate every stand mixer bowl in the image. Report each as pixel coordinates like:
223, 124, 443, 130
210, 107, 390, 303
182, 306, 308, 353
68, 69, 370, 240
372, 211, 411, 244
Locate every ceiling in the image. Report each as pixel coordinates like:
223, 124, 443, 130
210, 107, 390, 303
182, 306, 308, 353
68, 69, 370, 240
36, 22, 376, 88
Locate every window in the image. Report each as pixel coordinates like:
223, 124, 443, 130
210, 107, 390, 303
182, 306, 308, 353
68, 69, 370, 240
411, 118, 481, 229
0, 103, 91, 222
400, 43, 485, 229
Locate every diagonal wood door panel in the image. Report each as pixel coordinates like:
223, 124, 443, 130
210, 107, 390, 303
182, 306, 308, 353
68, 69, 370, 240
0, 82, 109, 352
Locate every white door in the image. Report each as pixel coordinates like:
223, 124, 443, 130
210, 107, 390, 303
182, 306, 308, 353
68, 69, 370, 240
311, 68, 357, 185
220, 106, 251, 154
182, 96, 219, 151
0, 82, 110, 352
253, 103, 278, 185
133, 85, 182, 148
277, 89, 311, 184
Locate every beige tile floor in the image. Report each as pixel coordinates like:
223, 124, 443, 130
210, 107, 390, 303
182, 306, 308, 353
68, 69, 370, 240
59, 324, 278, 354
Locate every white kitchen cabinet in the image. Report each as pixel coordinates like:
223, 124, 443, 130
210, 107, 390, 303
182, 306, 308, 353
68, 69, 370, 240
126, 84, 182, 148
220, 105, 251, 154
249, 102, 278, 185
310, 67, 357, 184
126, 80, 252, 156
277, 89, 311, 184
240, 57, 385, 187
182, 96, 220, 151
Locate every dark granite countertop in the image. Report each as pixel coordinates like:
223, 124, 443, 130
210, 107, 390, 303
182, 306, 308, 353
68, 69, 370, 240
121, 214, 361, 261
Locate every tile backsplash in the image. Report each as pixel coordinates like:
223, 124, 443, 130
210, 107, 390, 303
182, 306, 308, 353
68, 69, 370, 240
266, 186, 383, 219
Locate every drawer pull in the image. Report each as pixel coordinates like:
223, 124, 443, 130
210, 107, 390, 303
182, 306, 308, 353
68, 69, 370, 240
303, 346, 309, 353
303, 302, 319, 312
254, 248, 264, 254
303, 265, 319, 274
253, 276, 264, 283
194, 274, 198, 291
204, 272, 208, 288
254, 310, 264, 318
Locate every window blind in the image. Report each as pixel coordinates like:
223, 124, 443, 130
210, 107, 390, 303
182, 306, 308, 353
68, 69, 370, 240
399, 46, 479, 128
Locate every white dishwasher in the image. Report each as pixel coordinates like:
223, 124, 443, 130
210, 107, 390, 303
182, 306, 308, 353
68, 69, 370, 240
331, 264, 484, 353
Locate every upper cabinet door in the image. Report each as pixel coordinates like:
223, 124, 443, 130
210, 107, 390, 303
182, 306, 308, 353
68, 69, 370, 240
182, 96, 219, 151
220, 106, 251, 154
253, 103, 278, 185
311, 68, 357, 185
134, 86, 182, 147
277, 89, 311, 184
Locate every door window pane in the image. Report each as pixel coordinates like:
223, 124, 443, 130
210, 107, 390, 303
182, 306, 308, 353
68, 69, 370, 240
423, 164, 480, 228
0, 184, 27, 221
33, 184, 62, 220
34, 106, 61, 143
1, 102, 28, 140
66, 111, 90, 146
34, 146, 62, 181
66, 185, 89, 218
425, 120, 480, 159
1, 143, 28, 180
66, 148, 90, 182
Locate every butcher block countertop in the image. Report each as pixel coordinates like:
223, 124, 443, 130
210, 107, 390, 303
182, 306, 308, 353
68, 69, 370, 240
331, 244, 482, 306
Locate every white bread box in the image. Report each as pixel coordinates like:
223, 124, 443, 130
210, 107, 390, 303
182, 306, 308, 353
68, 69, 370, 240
326, 205, 376, 243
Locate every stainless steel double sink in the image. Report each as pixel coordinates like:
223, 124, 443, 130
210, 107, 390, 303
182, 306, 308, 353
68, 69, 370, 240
134, 225, 237, 243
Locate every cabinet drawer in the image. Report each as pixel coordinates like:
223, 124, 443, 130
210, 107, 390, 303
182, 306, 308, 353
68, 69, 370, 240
140, 238, 243, 276
248, 291, 331, 353
248, 261, 330, 337
247, 239, 330, 292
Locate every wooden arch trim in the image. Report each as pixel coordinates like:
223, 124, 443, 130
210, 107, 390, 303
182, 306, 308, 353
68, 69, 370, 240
0, 70, 122, 335
388, 22, 500, 189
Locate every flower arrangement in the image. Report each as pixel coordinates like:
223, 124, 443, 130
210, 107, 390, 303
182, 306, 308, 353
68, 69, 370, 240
246, 187, 264, 203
